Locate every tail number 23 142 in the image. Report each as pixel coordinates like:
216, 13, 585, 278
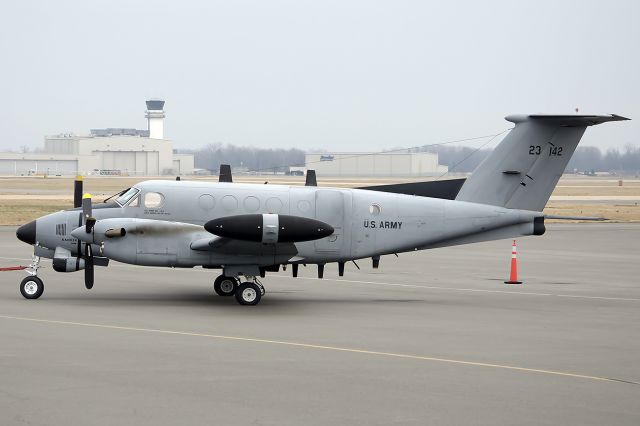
529, 145, 563, 156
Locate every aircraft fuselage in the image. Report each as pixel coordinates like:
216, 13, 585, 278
31, 180, 542, 270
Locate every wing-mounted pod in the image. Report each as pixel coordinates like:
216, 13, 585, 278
205, 214, 334, 244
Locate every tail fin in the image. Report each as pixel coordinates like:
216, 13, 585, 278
455, 114, 629, 211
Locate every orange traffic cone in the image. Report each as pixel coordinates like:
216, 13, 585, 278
504, 239, 522, 284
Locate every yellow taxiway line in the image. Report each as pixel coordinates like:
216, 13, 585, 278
0, 314, 636, 385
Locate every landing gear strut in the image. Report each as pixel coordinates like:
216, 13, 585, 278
20, 255, 43, 300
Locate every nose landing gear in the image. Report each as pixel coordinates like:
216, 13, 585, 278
20, 255, 43, 300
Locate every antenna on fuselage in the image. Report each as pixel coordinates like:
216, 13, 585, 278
219, 164, 233, 183
305, 170, 317, 186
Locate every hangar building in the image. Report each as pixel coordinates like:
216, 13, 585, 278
304, 151, 448, 177
0, 100, 194, 176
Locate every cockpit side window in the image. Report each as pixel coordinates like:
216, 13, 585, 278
128, 194, 140, 207
115, 187, 140, 206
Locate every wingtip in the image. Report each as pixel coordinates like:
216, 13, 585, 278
610, 114, 631, 121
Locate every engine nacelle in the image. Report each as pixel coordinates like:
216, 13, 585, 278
52, 256, 85, 273
533, 216, 545, 235
205, 214, 334, 243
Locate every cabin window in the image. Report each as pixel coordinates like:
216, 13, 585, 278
297, 200, 311, 212
369, 203, 381, 215
243, 196, 260, 212
222, 195, 238, 211
144, 192, 164, 208
198, 194, 215, 210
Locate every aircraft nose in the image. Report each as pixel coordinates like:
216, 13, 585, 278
16, 220, 37, 245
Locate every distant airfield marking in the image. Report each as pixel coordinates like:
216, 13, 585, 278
280, 276, 640, 302
0, 314, 636, 385
1, 255, 639, 302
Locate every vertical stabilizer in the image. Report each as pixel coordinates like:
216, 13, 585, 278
455, 114, 629, 211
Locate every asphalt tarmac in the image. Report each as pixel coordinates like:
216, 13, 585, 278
0, 224, 639, 425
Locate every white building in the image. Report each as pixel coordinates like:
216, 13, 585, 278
304, 151, 447, 177
0, 100, 194, 176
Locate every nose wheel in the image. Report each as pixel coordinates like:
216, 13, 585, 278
19, 255, 43, 299
20, 276, 44, 299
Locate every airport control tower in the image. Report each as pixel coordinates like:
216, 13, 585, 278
145, 100, 165, 140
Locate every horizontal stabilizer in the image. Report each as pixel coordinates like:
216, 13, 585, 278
508, 114, 630, 127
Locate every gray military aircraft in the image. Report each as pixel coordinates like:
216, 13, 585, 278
15, 114, 629, 305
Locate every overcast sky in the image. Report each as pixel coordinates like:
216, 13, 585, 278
1, 0, 638, 152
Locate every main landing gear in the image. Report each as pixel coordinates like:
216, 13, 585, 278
20, 256, 43, 300
213, 274, 265, 306
213, 275, 239, 297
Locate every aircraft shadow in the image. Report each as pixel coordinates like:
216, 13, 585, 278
39, 290, 430, 310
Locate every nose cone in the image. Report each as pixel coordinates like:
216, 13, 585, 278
16, 220, 37, 245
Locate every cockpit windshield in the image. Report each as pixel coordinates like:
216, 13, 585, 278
115, 187, 140, 206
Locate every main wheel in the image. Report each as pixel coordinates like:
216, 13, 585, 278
235, 282, 262, 306
20, 276, 44, 299
214, 275, 238, 297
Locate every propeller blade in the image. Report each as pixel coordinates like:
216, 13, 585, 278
82, 193, 96, 233
82, 193, 92, 220
84, 243, 94, 289
73, 175, 83, 208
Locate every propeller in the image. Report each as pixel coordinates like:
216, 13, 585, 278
82, 193, 94, 230
81, 193, 95, 289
